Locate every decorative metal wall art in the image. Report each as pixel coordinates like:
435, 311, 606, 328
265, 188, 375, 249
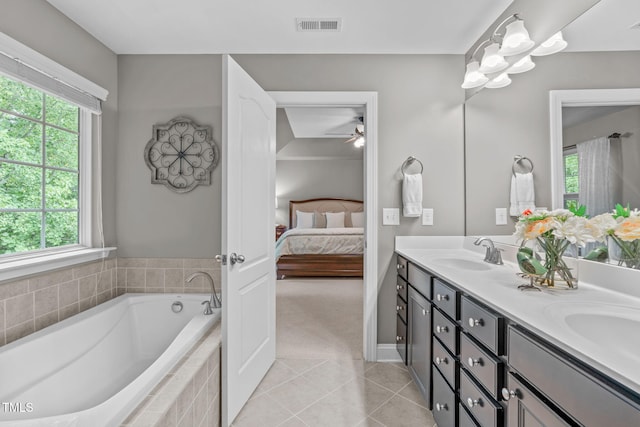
144, 117, 219, 193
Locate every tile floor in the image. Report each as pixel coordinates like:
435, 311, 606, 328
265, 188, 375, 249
231, 279, 437, 427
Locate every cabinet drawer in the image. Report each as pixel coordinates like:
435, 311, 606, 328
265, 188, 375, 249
460, 332, 503, 399
396, 276, 408, 303
461, 296, 504, 355
408, 263, 431, 300
432, 368, 456, 427
433, 338, 456, 390
460, 369, 503, 427
396, 315, 407, 364
433, 308, 457, 353
508, 326, 640, 427
396, 255, 408, 280
396, 294, 407, 323
433, 278, 458, 319
459, 404, 480, 427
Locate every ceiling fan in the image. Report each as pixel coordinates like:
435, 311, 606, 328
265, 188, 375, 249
344, 117, 365, 146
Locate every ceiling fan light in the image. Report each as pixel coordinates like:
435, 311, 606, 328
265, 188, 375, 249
461, 61, 489, 89
507, 55, 535, 74
479, 43, 508, 74
354, 136, 365, 148
531, 31, 568, 56
485, 72, 512, 89
499, 20, 535, 56
355, 123, 364, 135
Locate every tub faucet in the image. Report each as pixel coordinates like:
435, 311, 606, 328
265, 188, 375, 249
473, 237, 504, 265
185, 271, 222, 314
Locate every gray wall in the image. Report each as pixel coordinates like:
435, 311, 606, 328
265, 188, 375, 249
0, 0, 118, 247
115, 54, 466, 344
116, 55, 222, 258
276, 159, 364, 226
465, 51, 640, 235
564, 106, 640, 209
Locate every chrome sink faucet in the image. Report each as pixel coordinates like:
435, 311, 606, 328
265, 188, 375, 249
185, 271, 222, 314
473, 237, 504, 265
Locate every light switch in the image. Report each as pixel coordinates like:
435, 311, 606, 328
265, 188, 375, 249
495, 208, 508, 225
382, 208, 400, 225
422, 208, 434, 226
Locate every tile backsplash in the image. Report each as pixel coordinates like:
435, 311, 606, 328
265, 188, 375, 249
0, 257, 221, 347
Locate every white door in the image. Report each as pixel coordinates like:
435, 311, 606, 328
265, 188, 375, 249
221, 55, 276, 427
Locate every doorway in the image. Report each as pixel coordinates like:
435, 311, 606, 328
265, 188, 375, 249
269, 91, 378, 361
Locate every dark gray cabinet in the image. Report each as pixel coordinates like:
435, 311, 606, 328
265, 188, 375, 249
396, 257, 408, 364
503, 373, 571, 427
408, 285, 431, 404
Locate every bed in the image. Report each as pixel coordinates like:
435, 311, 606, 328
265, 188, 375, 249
276, 198, 364, 279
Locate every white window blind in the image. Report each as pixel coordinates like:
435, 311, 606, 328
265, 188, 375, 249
0, 32, 107, 114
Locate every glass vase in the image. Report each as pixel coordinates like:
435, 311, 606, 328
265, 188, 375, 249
609, 236, 640, 269
536, 236, 578, 289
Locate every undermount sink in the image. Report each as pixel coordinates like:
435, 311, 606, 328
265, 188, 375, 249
544, 303, 640, 357
431, 257, 492, 271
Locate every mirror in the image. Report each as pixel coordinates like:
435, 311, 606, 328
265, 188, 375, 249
464, 0, 640, 239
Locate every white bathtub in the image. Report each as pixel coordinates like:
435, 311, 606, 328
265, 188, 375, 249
0, 293, 220, 427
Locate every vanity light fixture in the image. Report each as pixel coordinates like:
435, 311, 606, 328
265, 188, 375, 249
485, 72, 512, 89
531, 31, 568, 56
499, 18, 534, 56
461, 60, 489, 89
479, 42, 509, 74
507, 55, 535, 74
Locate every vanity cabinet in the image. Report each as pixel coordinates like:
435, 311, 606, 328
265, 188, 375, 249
407, 276, 432, 405
395, 253, 640, 427
395, 257, 408, 364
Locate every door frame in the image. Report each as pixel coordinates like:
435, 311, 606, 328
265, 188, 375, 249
269, 91, 379, 361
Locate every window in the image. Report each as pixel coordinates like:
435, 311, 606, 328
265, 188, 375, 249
0, 74, 89, 256
563, 148, 579, 210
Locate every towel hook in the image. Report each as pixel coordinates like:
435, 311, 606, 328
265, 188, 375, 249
402, 156, 424, 177
512, 155, 534, 176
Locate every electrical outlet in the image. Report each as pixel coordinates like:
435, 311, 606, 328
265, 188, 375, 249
496, 208, 508, 225
422, 208, 434, 226
382, 208, 400, 225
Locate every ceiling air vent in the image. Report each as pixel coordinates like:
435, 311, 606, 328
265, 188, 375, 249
296, 18, 342, 32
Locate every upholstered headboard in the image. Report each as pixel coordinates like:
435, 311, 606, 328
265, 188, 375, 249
289, 198, 364, 228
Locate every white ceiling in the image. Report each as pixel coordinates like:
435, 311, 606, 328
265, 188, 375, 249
285, 107, 363, 138
46, 0, 513, 54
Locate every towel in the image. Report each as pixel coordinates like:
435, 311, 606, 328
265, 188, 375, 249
509, 172, 535, 216
403, 173, 423, 217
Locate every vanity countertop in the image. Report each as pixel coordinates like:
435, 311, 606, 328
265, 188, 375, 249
395, 236, 640, 395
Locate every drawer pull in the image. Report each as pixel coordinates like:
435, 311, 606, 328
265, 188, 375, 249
435, 356, 448, 365
501, 388, 518, 401
396, 284, 404, 291
467, 357, 482, 367
422, 309, 427, 316
435, 325, 449, 334
396, 335, 404, 342
436, 293, 449, 302
467, 397, 482, 408
397, 263, 405, 270
396, 305, 404, 312
435, 403, 448, 412
468, 317, 484, 328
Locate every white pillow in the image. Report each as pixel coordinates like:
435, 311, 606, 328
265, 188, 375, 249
325, 211, 345, 228
296, 211, 314, 228
351, 211, 365, 227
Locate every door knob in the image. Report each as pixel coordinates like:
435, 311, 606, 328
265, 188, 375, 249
229, 253, 245, 265
215, 254, 227, 265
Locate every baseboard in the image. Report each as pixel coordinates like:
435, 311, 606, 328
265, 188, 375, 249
376, 344, 402, 362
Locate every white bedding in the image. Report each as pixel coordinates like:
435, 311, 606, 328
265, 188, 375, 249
275, 227, 364, 260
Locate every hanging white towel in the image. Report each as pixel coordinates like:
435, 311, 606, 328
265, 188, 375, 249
509, 172, 535, 216
403, 173, 423, 217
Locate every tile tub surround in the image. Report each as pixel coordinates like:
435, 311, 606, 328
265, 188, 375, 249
123, 322, 221, 427
116, 258, 221, 296
0, 258, 117, 346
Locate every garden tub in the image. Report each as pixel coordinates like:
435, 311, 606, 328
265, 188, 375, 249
0, 293, 220, 426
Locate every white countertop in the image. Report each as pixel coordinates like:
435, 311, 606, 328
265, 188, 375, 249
395, 236, 640, 394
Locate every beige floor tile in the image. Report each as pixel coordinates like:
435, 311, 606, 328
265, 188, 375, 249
296, 392, 368, 427
267, 375, 329, 414
329, 377, 394, 415
397, 381, 429, 408
251, 360, 299, 398
278, 358, 326, 375
370, 395, 436, 427
278, 416, 309, 427
302, 360, 357, 393
232, 394, 293, 427
363, 363, 412, 393
329, 359, 375, 377
355, 417, 385, 427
